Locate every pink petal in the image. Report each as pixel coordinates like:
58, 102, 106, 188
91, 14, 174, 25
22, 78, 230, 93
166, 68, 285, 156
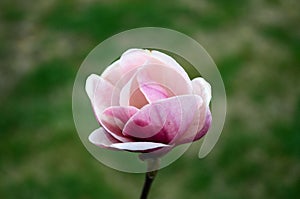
151, 50, 191, 82
88, 127, 120, 148
192, 77, 211, 106
139, 82, 169, 102
101, 60, 122, 85
120, 49, 192, 85
174, 78, 211, 144
193, 110, 212, 141
120, 72, 148, 108
123, 95, 202, 144
118, 49, 193, 105
119, 70, 148, 108
85, 74, 119, 119
101, 48, 193, 92
119, 73, 136, 107
175, 110, 211, 145
109, 142, 169, 152
137, 68, 170, 102
120, 49, 150, 72
100, 106, 138, 142
123, 102, 169, 139
137, 64, 193, 103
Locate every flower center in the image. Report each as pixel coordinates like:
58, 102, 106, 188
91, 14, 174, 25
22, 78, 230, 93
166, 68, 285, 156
129, 88, 149, 109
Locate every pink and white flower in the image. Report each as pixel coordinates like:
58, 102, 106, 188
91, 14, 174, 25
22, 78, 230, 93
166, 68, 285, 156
86, 49, 211, 156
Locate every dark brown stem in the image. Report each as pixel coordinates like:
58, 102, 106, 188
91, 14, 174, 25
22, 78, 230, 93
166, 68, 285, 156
139, 159, 159, 199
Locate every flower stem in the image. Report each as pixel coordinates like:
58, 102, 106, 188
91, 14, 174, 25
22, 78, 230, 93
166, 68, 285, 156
140, 159, 159, 199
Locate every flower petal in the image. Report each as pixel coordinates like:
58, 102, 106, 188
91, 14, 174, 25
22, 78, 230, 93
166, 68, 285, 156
120, 49, 150, 72
118, 68, 149, 108
88, 127, 120, 148
118, 72, 136, 107
123, 95, 202, 144
120, 49, 192, 84
89, 127, 169, 152
100, 106, 138, 142
118, 70, 148, 107
139, 82, 169, 103
118, 49, 194, 105
137, 67, 170, 103
176, 110, 211, 144
109, 142, 169, 152
85, 74, 119, 119
193, 110, 212, 141
151, 50, 191, 82
101, 60, 122, 85
137, 64, 193, 103
192, 77, 211, 106
174, 78, 211, 144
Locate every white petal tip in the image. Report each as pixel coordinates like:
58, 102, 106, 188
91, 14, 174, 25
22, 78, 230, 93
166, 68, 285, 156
109, 142, 169, 151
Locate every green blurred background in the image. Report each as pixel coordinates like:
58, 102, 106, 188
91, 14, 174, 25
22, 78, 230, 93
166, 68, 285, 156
1, 0, 299, 198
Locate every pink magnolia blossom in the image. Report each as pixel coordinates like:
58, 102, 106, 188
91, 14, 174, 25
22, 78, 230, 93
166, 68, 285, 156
86, 49, 211, 156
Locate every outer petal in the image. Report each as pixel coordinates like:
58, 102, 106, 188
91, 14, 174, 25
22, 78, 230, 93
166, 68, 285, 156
120, 49, 191, 85
85, 74, 119, 119
102, 49, 147, 88
174, 80, 210, 145
120, 49, 150, 72
89, 127, 120, 148
101, 60, 123, 85
193, 110, 212, 141
176, 110, 211, 145
192, 77, 211, 106
100, 106, 138, 142
151, 50, 191, 82
123, 95, 202, 144
175, 77, 211, 144
101, 48, 193, 92
88, 127, 169, 152
109, 142, 169, 152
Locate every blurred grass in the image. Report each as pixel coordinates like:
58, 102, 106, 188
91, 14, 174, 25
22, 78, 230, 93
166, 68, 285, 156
1, 0, 300, 198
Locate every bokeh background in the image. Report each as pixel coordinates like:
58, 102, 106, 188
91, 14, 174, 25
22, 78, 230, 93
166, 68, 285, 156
1, 0, 299, 198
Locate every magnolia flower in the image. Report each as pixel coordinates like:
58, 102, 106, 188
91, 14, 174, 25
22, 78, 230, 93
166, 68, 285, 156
86, 49, 211, 156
